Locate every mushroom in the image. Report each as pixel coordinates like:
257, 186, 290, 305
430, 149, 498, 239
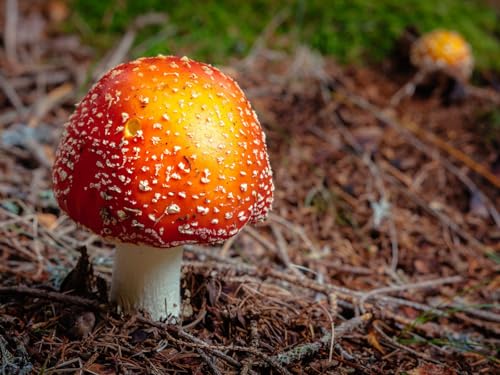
52, 55, 274, 321
410, 29, 473, 81
391, 29, 474, 106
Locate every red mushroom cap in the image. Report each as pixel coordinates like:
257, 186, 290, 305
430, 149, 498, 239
53, 56, 274, 248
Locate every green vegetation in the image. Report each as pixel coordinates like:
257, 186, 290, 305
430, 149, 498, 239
478, 108, 500, 147
71, 0, 500, 70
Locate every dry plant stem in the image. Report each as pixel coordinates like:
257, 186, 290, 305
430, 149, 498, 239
93, 13, 167, 79
270, 224, 304, 277
266, 269, 455, 318
0, 285, 104, 310
243, 226, 279, 254
219, 234, 237, 257
389, 69, 427, 106
358, 276, 462, 314
450, 302, 500, 323
268, 213, 321, 255
28, 83, 75, 127
240, 319, 260, 375
195, 348, 223, 375
244, 225, 302, 277
0, 110, 18, 127
175, 329, 241, 369
0, 73, 27, 116
111, 243, 183, 321
257, 313, 372, 368
240, 8, 290, 69
4, 0, 18, 63
467, 85, 500, 105
372, 320, 442, 364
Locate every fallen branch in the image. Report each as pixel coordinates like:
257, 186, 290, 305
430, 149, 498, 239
0, 285, 104, 311
195, 348, 223, 375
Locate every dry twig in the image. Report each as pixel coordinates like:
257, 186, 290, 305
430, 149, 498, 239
93, 13, 167, 79
0, 285, 104, 310
4, 0, 18, 64
0, 73, 27, 116
358, 276, 463, 314
257, 313, 372, 367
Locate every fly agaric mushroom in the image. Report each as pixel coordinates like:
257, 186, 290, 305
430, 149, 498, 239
410, 29, 473, 81
52, 55, 274, 320
390, 29, 474, 106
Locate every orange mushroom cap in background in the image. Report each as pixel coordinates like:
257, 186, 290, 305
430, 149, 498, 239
410, 29, 474, 81
53, 56, 274, 248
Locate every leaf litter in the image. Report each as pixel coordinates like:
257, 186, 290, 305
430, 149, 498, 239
0, 3, 499, 374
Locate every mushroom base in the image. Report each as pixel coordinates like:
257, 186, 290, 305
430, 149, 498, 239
110, 243, 183, 321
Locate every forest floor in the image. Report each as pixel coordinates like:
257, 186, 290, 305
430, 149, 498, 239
0, 4, 499, 375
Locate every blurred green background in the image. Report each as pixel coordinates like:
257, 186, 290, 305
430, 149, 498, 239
71, 0, 500, 70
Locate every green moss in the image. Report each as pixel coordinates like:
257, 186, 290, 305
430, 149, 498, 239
477, 108, 500, 146
70, 0, 500, 70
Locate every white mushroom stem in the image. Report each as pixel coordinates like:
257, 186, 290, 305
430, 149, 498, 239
110, 243, 183, 321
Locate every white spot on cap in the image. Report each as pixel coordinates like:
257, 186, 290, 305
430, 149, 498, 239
197, 206, 209, 215
139, 180, 152, 192
166, 204, 181, 214
201, 168, 211, 184
58, 170, 68, 181
178, 162, 190, 173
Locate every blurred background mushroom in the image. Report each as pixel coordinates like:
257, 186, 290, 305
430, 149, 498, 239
390, 29, 474, 106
